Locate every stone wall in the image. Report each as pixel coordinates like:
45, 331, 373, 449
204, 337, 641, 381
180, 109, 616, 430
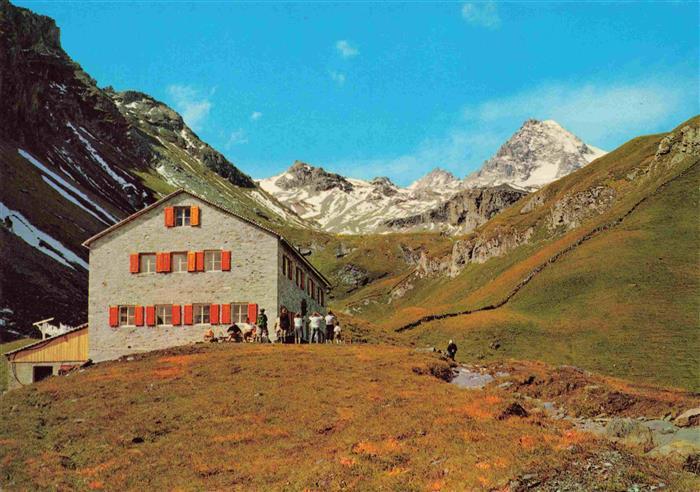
277, 243, 327, 320
88, 194, 279, 361
5, 361, 72, 390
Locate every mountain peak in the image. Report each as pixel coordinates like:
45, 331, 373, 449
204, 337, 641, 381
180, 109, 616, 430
464, 119, 606, 190
409, 168, 461, 191
275, 161, 354, 193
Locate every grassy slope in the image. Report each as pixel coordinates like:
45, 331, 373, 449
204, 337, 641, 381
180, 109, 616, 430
328, 117, 700, 390
1, 344, 697, 491
1, 339, 36, 392
406, 162, 699, 390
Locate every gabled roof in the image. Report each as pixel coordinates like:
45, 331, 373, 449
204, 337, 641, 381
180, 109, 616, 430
4, 324, 88, 360
81, 189, 331, 287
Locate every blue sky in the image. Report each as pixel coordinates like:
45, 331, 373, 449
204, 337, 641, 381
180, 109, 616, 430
16, 1, 700, 186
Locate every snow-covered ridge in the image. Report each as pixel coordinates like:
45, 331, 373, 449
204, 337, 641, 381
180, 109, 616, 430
464, 119, 606, 190
259, 164, 462, 234
259, 120, 605, 234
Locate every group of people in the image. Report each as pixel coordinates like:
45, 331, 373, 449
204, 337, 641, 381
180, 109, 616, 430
284, 307, 342, 344
206, 306, 342, 344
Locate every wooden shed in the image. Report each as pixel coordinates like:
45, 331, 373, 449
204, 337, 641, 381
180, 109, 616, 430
4, 324, 88, 390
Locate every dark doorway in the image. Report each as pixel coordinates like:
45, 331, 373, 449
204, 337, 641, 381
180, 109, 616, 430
300, 299, 307, 316
33, 366, 53, 382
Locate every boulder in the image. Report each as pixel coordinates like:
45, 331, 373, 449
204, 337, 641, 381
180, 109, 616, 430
604, 418, 654, 449
674, 408, 700, 427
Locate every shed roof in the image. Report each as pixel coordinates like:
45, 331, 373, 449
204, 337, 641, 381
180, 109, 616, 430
4, 324, 88, 360
81, 189, 331, 288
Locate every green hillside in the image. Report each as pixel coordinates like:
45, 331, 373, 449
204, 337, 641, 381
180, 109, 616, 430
327, 117, 700, 390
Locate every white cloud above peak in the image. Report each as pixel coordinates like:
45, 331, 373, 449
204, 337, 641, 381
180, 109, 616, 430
461, 75, 695, 142
335, 40, 359, 58
226, 128, 248, 148
166, 84, 212, 131
461, 2, 501, 29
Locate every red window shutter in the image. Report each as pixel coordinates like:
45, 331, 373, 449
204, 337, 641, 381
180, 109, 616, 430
172, 304, 181, 325
162, 252, 171, 273
135, 306, 144, 326
184, 304, 194, 325
190, 206, 200, 226
109, 306, 119, 327
145, 306, 156, 326
155, 253, 163, 273
221, 304, 231, 324
210, 304, 220, 324
195, 251, 204, 272
164, 207, 175, 227
129, 254, 139, 273
221, 250, 231, 271
247, 303, 258, 324
187, 252, 197, 272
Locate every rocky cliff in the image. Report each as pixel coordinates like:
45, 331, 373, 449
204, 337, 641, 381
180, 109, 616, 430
384, 185, 527, 234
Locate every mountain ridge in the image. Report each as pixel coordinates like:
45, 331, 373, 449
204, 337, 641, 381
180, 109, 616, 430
259, 119, 606, 235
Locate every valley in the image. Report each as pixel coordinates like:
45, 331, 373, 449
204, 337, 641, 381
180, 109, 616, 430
1, 0, 698, 489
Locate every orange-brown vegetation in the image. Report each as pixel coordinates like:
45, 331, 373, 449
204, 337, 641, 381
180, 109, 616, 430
1, 344, 696, 490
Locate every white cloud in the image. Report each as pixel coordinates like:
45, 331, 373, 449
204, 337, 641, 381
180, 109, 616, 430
329, 70, 346, 86
250, 111, 263, 121
329, 74, 697, 185
335, 40, 359, 58
462, 76, 696, 142
226, 128, 248, 148
461, 2, 501, 29
166, 84, 212, 131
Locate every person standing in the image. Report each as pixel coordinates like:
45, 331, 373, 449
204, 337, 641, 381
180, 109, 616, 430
333, 321, 342, 344
257, 309, 269, 343
277, 306, 290, 344
446, 340, 458, 360
309, 312, 322, 343
293, 313, 304, 344
324, 311, 336, 343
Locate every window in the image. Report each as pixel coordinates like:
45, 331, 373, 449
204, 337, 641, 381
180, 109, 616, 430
175, 206, 191, 226
308, 278, 316, 299
231, 302, 248, 323
204, 250, 222, 271
139, 253, 156, 273
282, 255, 291, 278
317, 287, 324, 306
172, 252, 188, 273
119, 306, 135, 326
194, 304, 210, 324
156, 305, 172, 326
296, 267, 305, 290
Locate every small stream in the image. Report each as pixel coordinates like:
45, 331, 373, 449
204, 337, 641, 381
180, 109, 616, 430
450, 367, 495, 389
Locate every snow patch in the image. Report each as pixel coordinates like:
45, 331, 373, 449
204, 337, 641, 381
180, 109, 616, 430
66, 123, 135, 191
19, 149, 118, 224
1, 202, 89, 270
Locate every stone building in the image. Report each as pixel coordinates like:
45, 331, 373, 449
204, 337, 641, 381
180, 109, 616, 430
83, 189, 330, 361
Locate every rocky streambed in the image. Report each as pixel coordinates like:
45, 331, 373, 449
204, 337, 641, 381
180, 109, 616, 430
448, 362, 700, 473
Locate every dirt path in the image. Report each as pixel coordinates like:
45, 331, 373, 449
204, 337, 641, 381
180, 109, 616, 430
395, 160, 698, 333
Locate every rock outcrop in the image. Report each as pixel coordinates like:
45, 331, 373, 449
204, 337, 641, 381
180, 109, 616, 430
274, 161, 354, 193
384, 185, 527, 234
548, 186, 616, 231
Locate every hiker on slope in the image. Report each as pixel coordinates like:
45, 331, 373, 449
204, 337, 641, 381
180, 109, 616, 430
446, 340, 457, 360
